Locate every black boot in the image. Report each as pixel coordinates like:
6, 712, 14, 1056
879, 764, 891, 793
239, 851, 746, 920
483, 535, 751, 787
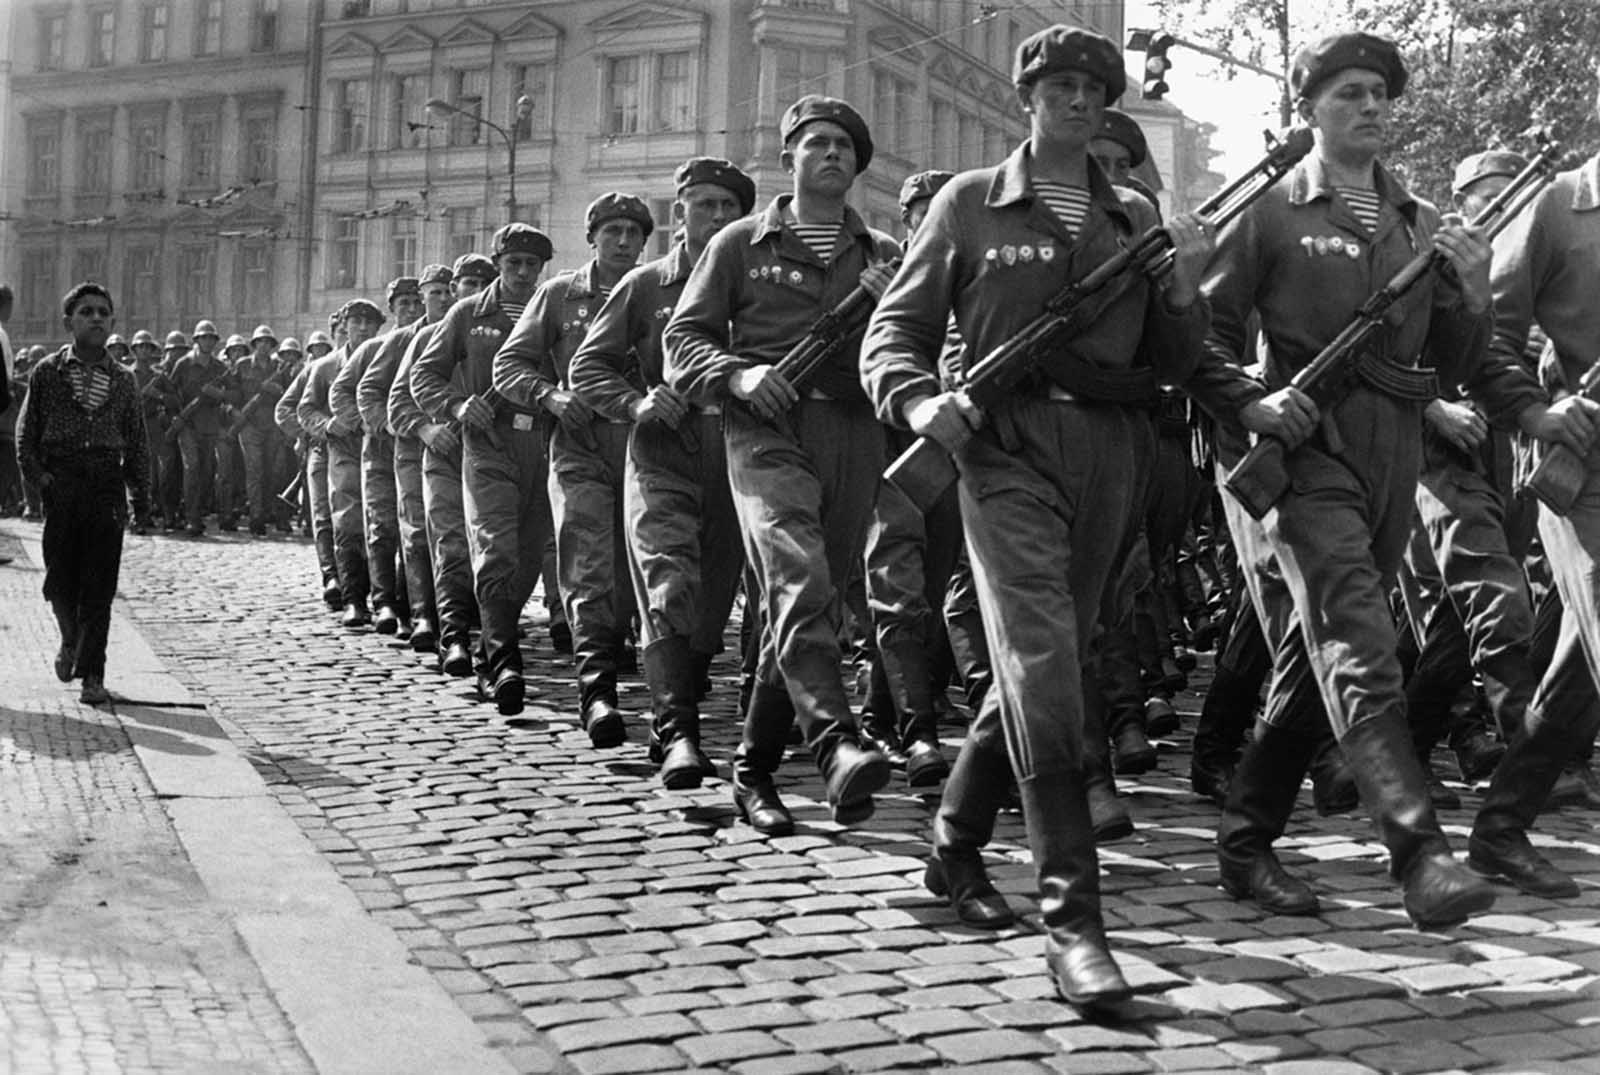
1217, 722, 1320, 916
1190, 657, 1260, 806
880, 638, 949, 787
858, 659, 909, 770
1468, 706, 1582, 898
577, 628, 626, 748
902, 711, 950, 788
644, 636, 716, 791
732, 681, 797, 836
926, 702, 1015, 929
1309, 728, 1359, 816
1082, 672, 1134, 842
1341, 712, 1496, 929
1018, 776, 1130, 1008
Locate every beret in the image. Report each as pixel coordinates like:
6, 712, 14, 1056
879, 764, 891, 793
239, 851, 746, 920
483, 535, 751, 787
1092, 108, 1148, 168
585, 192, 655, 241
385, 277, 421, 305
780, 95, 874, 173
898, 170, 956, 220
1291, 32, 1407, 100
1452, 150, 1527, 195
675, 157, 757, 215
418, 263, 453, 287
451, 253, 498, 282
1013, 26, 1125, 105
344, 299, 386, 324
492, 223, 554, 261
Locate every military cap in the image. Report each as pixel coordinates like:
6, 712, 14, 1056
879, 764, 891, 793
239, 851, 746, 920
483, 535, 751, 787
451, 253, 497, 283
305, 330, 335, 353
385, 276, 421, 306
105, 334, 129, 352
585, 193, 654, 242
224, 333, 250, 353
491, 223, 554, 261
419, 263, 453, 287
130, 329, 159, 349
1012, 26, 1125, 104
1291, 32, 1407, 101
163, 331, 189, 351
1452, 150, 1527, 195
192, 319, 220, 339
343, 298, 386, 324
278, 336, 304, 355
1092, 108, 1149, 168
898, 170, 956, 221
675, 157, 757, 215
250, 323, 278, 345
780, 95, 874, 173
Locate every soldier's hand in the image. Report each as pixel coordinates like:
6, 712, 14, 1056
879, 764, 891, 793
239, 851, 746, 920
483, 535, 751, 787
1240, 387, 1319, 449
1521, 396, 1600, 457
324, 415, 353, 437
1425, 399, 1488, 454
542, 389, 594, 432
905, 391, 983, 454
419, 422, 460, 456
201, 383, 226, 400
1164, 212, 1216, 308
455, 394, 495, 432
1435, 215, 1494, 314
729, 366, 797, 420
858, 261, 899, 301
631, 386, 689, 429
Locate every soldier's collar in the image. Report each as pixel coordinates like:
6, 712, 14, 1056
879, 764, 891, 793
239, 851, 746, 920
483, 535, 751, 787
1572, 154, 1600, 211
987, 141, 1130, 227
1290, 153, 1418, 222
751, 194, 870, 246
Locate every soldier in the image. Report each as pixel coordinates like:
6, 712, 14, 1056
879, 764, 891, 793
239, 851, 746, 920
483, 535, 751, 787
127, 329, 167, 533
493, 193, 652, 745
301, 300, 386, 628
397, 254, 497, 677
360, 265, 452, 654
665, 95, 900, 832
568, 159, 756, 785
412, 225, 553, 715
333, 278, 423, 634
169, 320, 236, 536
1189, 33, 1596, 926
232, 324, 288, 536
861, 26, 1213, 1004
277, 329, 341, 609
270, 336, 305, 534
105, 333, 131, 368
153, 331, 189, 529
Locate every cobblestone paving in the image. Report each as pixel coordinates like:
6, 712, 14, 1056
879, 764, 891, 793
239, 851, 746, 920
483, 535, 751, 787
0, 536, 312, 1075
83, 525, 1600, 1072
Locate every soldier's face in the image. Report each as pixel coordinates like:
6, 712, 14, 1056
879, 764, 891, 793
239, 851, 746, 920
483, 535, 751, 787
64, 297, 114, 349
346, 314, 381, 347
253, 341, 273, 360
782, 121, 857, 198
1302, 69, 1390, 161
678, 184, 743, 248
422, 282, 452, 321
196, 334, 219, 357
497, 253, 544, 302
903, 200, 931, 237
1024, 71, 1106, 151
454, 276, 489, 300
1454, 174, 1511, 220
391, 293, 424, 326
593, 218, 645, 274
134, 344, 159, 365
1091, 139, 1133, 184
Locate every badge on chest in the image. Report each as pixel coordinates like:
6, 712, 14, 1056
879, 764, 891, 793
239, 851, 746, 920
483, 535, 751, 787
749, 264, 807, 287
1300, 235, 1362, 260
984, 242, 1057, 268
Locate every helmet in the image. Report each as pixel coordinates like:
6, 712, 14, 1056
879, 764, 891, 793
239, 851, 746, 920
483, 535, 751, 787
305, 330, 335, 354
223, 333, 249, 352
164, 331, 190, 351
278, 336, 304, 355
250, 323, 278, 345
105, 334, 129, 351
130, 329, 158, 349
192, 319, 219, 339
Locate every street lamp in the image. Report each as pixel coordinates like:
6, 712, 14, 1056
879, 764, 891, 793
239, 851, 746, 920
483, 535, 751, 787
427, 94, 536, 224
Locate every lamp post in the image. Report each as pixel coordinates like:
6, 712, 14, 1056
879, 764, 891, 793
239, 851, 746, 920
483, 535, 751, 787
426, 94, 536, 224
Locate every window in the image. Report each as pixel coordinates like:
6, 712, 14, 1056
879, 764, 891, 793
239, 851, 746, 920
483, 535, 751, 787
772, 46, 830, 112
178, 245, 214, 322
251, 0, 279, 52
390, 73, 428, 149
89, 9, 115, 67
601, 51, 695, 137
240, 243, 272, 313
648, 197, 673, 257
984, 124, 1005, 165
27, 119, 61, 197
38, 14, 65, 71
132, 116, 166, 191
390, 214, 418, 278
871, 69, 915, 158
20, 250, 58, 336
195, 0, 222, 56
958, 111, 980, 170
72, 248, 107, 286
604, 56, 640, 135
242, 110, 277, 181
446, 208, 477, 260
930, 98, 953, 169
79, 120, 113, 195
333, 79, 369, 153
330, 217, 360, 288
655, 52, 692, 132
184, 114, 219, 188
140, 3, 168, 62
127, 246, 160, 320
511, 63, 550, 141
446, 69, 486, 147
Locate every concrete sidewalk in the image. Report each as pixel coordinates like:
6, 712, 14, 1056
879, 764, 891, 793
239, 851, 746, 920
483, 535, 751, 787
0, 521, 522, 1075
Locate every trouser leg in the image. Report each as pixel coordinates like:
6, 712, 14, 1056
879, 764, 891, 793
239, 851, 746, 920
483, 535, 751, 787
362, 434, 400, 611
327, 434, 369, 604
424, 445, 473, 645
395, 437, 436, 627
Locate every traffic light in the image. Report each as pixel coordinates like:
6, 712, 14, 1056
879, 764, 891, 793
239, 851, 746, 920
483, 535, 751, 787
1142, 33, 1175, 101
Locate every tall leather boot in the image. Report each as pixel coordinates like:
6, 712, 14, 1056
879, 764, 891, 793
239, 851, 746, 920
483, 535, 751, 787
924, 700, 1015, 929
881, 632, 949, 787
1082, 668, 1134, 842
1340, 711, 1496, 929
858, 658, 909, 769
1467, 705, 1582, 898
1018, 775, 1131, 1008
944, 572, 992, 711
1216, 721, 1320, 915
788, 648, 890, 826
1190, 660, 1259, 806
645, 636, 716, 791
576, 627, 626, 747
732, 680, 797, 836
480, 597, 525, 716
1308, 724, 1359, 815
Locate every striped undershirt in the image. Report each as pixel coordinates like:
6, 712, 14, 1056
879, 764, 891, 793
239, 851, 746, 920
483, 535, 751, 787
501, 300, 527, 324
1337, 186, 1383, 234
1032, 181, 1093, 239
789, 222, 841, 262
66, 355, 112, 411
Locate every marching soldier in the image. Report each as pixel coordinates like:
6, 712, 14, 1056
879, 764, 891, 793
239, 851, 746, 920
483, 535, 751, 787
665, 95, 900, 832
277, 329, 341, 608
105, 334, 131, 368
169, 320, 236, 536
127, 329, 167, 533
270, 336, 305, 534
412, 225, 553, 715
155, 331, 188, 529
233, 324, 288, 536
568, 160, 756, 785
493, 193, 653, 746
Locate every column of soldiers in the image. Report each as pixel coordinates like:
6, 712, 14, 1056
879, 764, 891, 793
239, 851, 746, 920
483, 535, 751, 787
20, 20, 1600, 1012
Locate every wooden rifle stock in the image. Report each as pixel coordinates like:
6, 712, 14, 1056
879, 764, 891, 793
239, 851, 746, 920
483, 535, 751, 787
165, 365, 232, 444
1523, 356, 1600, 515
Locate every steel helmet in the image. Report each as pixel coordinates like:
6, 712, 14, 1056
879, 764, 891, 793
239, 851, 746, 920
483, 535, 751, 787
105, 334, 129, 351
130, 329, 159, 349
164, 331, 190, 351
192, 319, 220, 339
250, 323, 278, 345
223, 333, 249, 352
277, 336, 303, 355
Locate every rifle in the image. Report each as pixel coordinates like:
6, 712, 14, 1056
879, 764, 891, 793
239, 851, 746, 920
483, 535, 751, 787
164, 362, 233, 445
1521, 354, 1600, 515
1223, 135, 1560, 520
884, 128, 1316, 514
276, 467, 306, 508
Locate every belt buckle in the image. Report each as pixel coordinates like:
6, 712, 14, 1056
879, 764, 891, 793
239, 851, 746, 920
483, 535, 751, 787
512, 413, 535, 432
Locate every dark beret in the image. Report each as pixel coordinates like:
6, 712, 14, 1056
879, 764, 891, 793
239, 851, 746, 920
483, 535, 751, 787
585, 192, 654, 241
385, 276, 421, 305
451, 253, 497, 282
780, 95, 874, 173
675, 157, 757, 215
418, 263, 453, 287
898, 170, 956, 221
1452, 150, 1527, 195
1012, 26, 1125, 105
1092, 108, 1148, 168
492, 223, 554, 261
344, 299, 386, 324
1291, 32, 1407, 100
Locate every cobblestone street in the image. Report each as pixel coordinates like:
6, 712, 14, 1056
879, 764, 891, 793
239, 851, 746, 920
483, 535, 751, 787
3, 518, 1600, 1074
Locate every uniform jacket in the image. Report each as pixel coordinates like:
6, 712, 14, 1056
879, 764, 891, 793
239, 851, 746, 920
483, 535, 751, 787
329, 335, 385, 436
1189, 152, 1541, 432
296, 350, 345, 439
665, 194, 899, 406
388, 320, 442, 441
411, 279, 526, 422
359, 317, 429, 436
232, 353, 285, 432
491, 260, 603, 409
17, 345, 150, 513
569, 242, 691, 422
275, 364, 310, 439
169, 350, 234, 435
862, 143, 1205, 428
